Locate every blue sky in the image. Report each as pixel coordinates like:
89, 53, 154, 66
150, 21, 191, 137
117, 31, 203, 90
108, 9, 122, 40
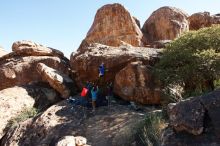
0, 0, 220, 57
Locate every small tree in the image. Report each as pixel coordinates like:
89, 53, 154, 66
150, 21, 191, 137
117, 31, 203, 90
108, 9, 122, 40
155, 25, 220, 97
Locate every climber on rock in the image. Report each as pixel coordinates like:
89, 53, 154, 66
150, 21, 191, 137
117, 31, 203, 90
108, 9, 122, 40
91, 85, 99, 112
98, 62, 105, 77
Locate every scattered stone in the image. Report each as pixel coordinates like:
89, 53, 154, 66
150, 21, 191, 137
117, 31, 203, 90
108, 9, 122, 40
56, 136, 76, 146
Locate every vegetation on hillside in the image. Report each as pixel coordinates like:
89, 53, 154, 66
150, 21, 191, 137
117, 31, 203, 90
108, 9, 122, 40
155, 25, 220, 98
4, 107, 38, 132
137, 110, 167, 146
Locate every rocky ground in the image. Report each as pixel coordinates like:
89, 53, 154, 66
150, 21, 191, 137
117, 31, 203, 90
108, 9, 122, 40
1, 97, 158, 146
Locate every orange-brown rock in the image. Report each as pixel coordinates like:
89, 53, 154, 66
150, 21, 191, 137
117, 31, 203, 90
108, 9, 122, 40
37, 63, 73, 98
84, 3, 144, 47
142, 6, 189, 44
114, 61, 161, 104
12, 40, 64, 57
0, 41, 70, 91
188, 12, 220, 30
0, 56, 69, 90
70, 43, 161, 89
188, 12, 212, 30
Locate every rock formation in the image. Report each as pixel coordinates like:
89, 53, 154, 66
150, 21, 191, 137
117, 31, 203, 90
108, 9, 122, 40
188, 12, 220, 30
83, 3, 144, 47
71, 43, 161, 87
37, 63, 74, 98
167, 98, 205, 135
142, 6, 189, 44
1, 99, 146, 146
0, 85, 60, 139
0, 40, 72, 91
162, 89, 220, 145
12, 40, 64, 57
114, 61, 160, 104
70, 43, 161, 104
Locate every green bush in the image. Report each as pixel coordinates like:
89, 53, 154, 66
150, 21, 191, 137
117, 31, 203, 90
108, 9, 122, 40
5, 107, 38, 131
137, 110, 167, 146
155, 25, 220, 97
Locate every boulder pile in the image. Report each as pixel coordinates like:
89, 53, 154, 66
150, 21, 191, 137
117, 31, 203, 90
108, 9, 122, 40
162, 89, 220, 146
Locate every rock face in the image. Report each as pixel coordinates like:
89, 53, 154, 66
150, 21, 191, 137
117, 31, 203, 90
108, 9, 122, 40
37, 63, 74, 98
199, 90, 220, 138
188, 12, 220, 30
167, 98, 205, 135
70, 43, 161, 87
114, 61, 160, 104
71, 43, 161, 104
0, 40, 70, 91
142, 6, 189, 44
162, 89, 220, 145
84, 3, 144, 47
0, 85, 60, 139
1, 99, 146, 146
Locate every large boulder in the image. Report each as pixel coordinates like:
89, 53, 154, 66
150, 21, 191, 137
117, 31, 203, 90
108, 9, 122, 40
114, 61, 161, 104
1, 100, 146, 146
167, 98, 205, 135
161, 127, 220, 146
199, 90, 220, 138
163, 89, 220, 145
0, 56, 69, 90
0, 85, 60, 139
37, 63, 74, 98
0, 41, 70, 90
188, 12, 213, 30
12, 40, 64, 57
70, 43, 161, 88
188, 12, 220, 30
83, 3, 144, 47
142, 6, 189, 44
212, 14, 220, 24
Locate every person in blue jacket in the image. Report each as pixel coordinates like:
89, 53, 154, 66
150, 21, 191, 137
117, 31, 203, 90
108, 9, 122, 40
98, 62, 105, 77
91, 86, 99, 112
